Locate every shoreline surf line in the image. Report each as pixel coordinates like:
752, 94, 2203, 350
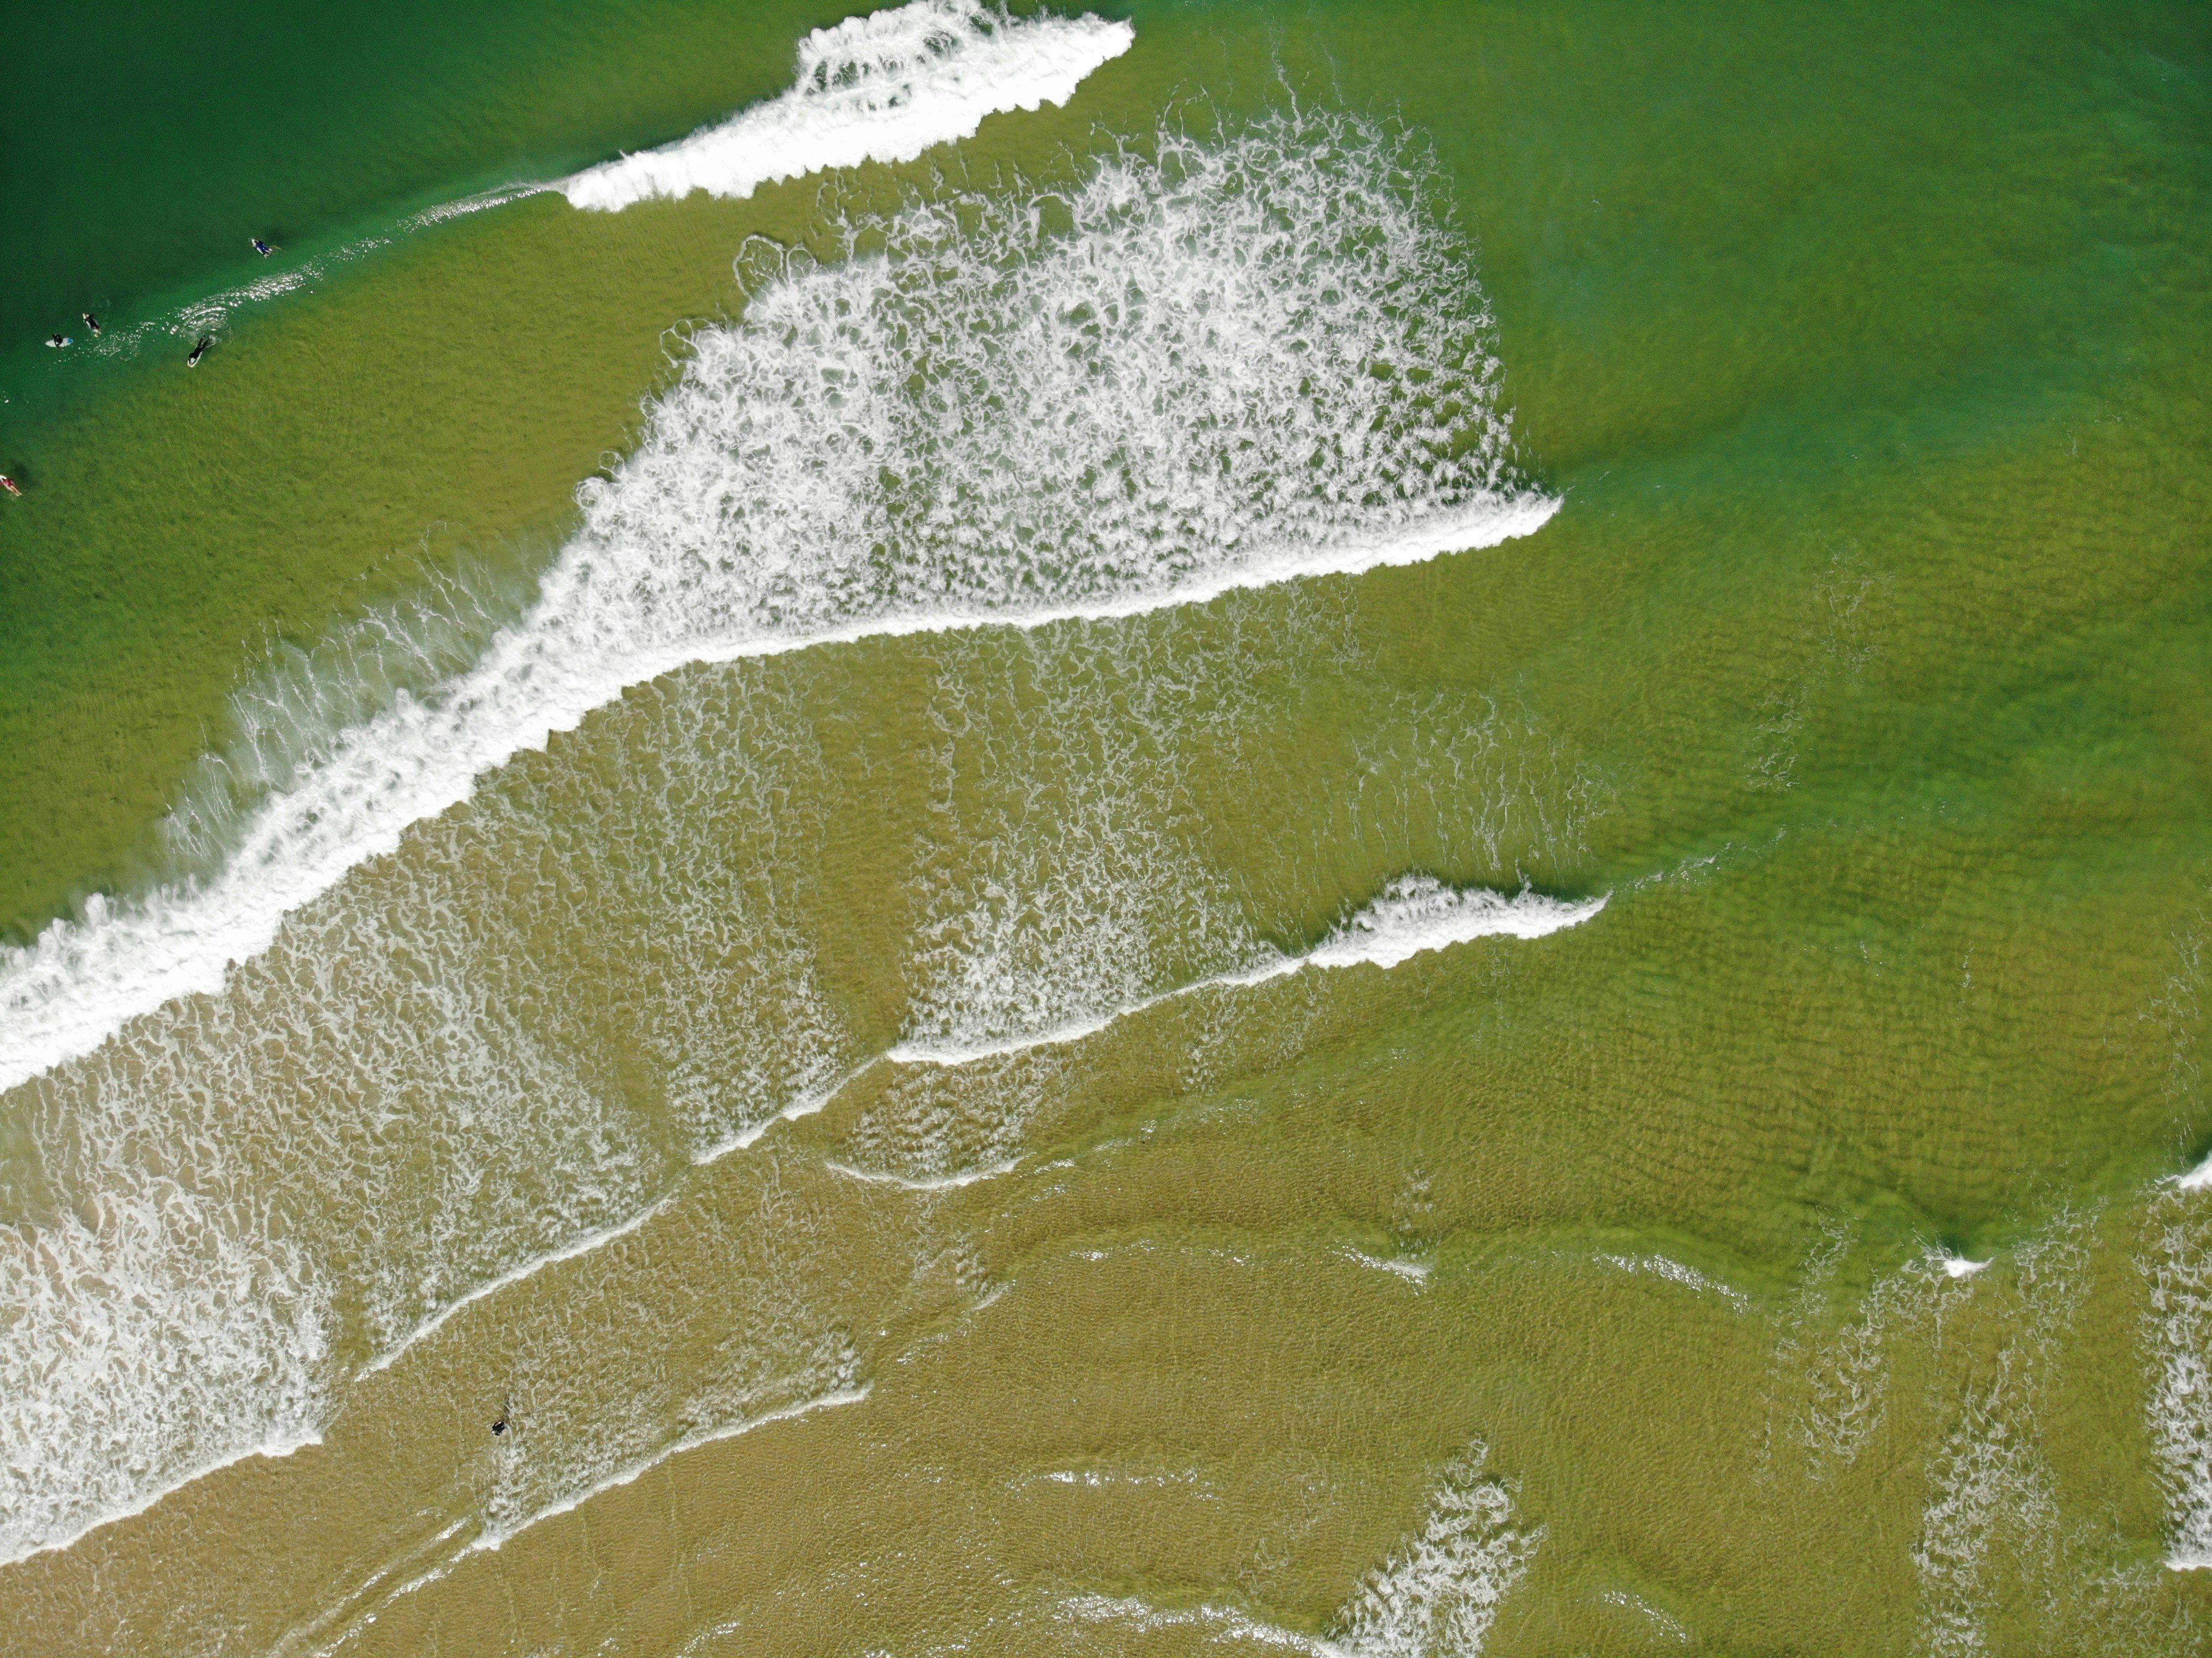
470, 1384, 872, 1554
280, 1387, 875, 1656
20, 875, 1603, 1567
348, 886, 1605, 1389
824, 1155, 1025, 1190
358, 1194, 678, 1377
65, 0, 1130, 362
0, 494, 1560, 1098
890, 880, 1606, 1068
563, 1, 1134, 212
2, 1427, 322, 1571
266, 1512, 477, 1658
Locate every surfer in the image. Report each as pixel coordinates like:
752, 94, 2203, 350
81, 313, 100, 337
491, 1396, 512, 1436
251, 237, 274, 257
0, 476, 21, 498
45, 333, 70, 349
187, 337, 213, 367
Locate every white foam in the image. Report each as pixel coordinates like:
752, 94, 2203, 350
824, 1155, 1022, 1190
1596, 1251, 1751, 1312
359, 1194, 677, 1377
0, 107, 1556, 1097
1941, 1255, 1990, 1280
1064, 1441, 1542, 1658
0, 1172, 332, 1564
2144, 1193, 2212, 1570
891, 879, 1603, 1067
1306, 875, 1606, 970
1341, 1247, 1433, 1284
1335, 1443, 1544, 1658
562, 1, 1132, 212
5, 1430, 321, 1570
1060, 1596, 1343, 1656
471, 1385, 870, 1554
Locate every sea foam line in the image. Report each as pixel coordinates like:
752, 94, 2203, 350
0, 500, 1556, 1097
470, 1385, 871, 1554
889, 878, 1604, 1068
359, 1196, 677, 1377
369, 884, 1599, 1381
562, 0, 1133, 212
1, 99, 1553, 1096
353, 882, 1596, 1404
7, 1428, 322, 1570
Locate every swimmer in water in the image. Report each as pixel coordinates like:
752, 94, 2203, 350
251, 237, 274, 257
45, 334, 70, 349
81, 313, 100, 337
187, 337, 213, 367
0, 476, 21, 498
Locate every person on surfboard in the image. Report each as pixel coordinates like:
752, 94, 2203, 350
81, 313, 100, 337
187, 336, 213, 366
45, 333, 70, 349
251, 237, 274, 257
0, 476, 22, 498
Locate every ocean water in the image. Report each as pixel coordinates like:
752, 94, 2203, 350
1, 1, 2209, 1654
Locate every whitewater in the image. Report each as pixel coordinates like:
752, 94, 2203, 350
0, 37, 1572, 1567
563, 0, 1135, 211
0, 91, 1558, 1098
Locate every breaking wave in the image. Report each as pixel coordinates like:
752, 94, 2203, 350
892, 876, 1604, 1067
1059, 1440, 1543, 1658
0, 103, 1555, 1098
563, 0, 1133, 211
0, 101, 1567, 1568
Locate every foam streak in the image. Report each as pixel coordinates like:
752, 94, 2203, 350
0, 109, 1556, 1097
891, 879, 1604, 1067
562, 1, 1133, 212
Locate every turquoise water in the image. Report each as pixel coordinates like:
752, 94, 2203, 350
1, 2, 2210, 1653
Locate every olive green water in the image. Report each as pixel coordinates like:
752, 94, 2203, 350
3, 1, 2210, 1655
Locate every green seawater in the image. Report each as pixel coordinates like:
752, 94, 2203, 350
1, 2, 2210, 1654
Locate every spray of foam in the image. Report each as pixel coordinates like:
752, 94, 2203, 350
1331, 1442, 1546, 1658
0, 1182, 329, 1565
0, 663, 847, 1567
1059, 1440, 1542, 1658
0, 104, 1556, 1098
893, 876, 1604, 1067
564, 0, 1133, 211
1910, 1223, 2090, 1658
2144, 1190, 2212, 1570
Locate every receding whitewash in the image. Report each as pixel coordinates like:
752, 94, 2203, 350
0, 1176, 332, 1566
2144, 1191, 2212, 1571
891, 879, 1605, 1067
1308, 875, 1606, 970
1596, 1251, 1751, 1312
1341, 1247, 1433, 1284
0, 105, 1555, 1098
1063, 1440, 1542, 1658
470, 1386, 871, 1555
562, 0, 1132, 211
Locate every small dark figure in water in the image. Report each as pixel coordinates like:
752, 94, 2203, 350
0, 475, 21, 498
81, 313, 100, 337
491, 1410, 509, 1436
187, 336, 213, 367
251, 237, 274, 257
45, 333, 70, 349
